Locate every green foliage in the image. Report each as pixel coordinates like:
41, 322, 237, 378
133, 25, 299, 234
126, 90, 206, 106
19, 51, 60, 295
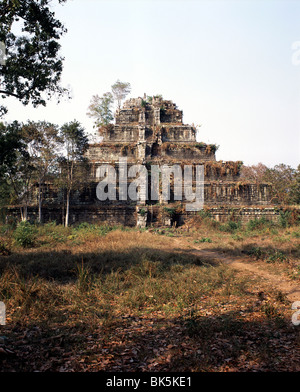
60, 120, 89, 160
111, 80, 131, 110
291, 231, 300, 238
231, 233, 243, 241
194, 143, 219, 153
0, 0, 69, 116
246, 216, 274, 231
37, 221, 71, 243
266, 250, 288, 263
194, 237, 212, 243
244, 246, 265, 260
0, 121, 26, 171
219, 220, 241, 233
0, 121, 37, 220
138, 208, 147, 216
74, 222, 117, 237
163, 207, 177, 218
243, 246, 288, 263
195, 142, 206, 149
278, 210, 292, 228
13, 221, 37, 248
87, 93, 114, 128
58, 120, 89, 227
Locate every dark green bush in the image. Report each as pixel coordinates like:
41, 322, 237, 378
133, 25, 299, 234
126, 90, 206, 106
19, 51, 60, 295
219, 221, 241, 233
13, 221, 37, 248
278, 210, 292, 228
246, 216, 274, 231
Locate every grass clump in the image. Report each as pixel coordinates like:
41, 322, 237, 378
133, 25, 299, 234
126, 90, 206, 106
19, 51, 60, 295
74, 222, 121, 237
194, 237, 212, 244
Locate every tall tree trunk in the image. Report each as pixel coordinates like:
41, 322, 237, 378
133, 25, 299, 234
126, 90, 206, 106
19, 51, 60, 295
20, 205, 27, 221
65, 189, 70, 227
20, 207, 24, 221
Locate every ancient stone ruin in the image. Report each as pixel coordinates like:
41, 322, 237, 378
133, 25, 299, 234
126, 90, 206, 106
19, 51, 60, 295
9, 95, 283, 227
82, 95, 276, 227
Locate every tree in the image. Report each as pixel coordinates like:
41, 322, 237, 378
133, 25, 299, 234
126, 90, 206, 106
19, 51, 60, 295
0, 121, 24, 212
240, 162, 268, 183
290, 164, 300, 205
58, 120, 89, 227
87, 92, 114, 129
22, 121, 61, 223
111, 80, 131, 110
0, 121, 25, 174
263, 164, 295, 204
0, 121, 35, 221
0, 0, 69, 116
240, 162, 298, 204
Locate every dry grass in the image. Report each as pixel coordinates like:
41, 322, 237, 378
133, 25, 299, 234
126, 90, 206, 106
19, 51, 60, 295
0, 221, 299, 371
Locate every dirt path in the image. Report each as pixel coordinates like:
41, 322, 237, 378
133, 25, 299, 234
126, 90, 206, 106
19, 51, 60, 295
173, 238, 300, 302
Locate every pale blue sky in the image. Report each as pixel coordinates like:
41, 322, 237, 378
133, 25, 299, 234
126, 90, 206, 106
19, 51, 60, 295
3, 0, 300, 167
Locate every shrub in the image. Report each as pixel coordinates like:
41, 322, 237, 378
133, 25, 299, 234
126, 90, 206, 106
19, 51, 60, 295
219, 221, 241, 233
13, 221, 37, 248
243, 246, 265, 260
278, 210, 292, 228
266, 250, 288, 263
38, 222, 70, 243
139, 208, 147, 217
291, 231, 300, 238
246, 216, 273, 231
163, 207, 177, 218
243, 246, 289, 263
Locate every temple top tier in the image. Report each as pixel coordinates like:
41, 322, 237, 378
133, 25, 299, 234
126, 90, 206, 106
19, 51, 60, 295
115, 96, 183, 126
87, 96, 218, 162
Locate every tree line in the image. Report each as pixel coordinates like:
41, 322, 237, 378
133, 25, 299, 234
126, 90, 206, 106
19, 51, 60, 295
240, 162, 300, 205
0, 120, 89, 226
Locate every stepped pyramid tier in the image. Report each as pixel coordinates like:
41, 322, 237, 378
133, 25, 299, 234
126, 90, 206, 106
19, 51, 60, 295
86, 96, 217, 163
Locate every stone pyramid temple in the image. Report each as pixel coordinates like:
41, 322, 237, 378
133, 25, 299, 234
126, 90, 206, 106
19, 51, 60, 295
81, 95, 276, 227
